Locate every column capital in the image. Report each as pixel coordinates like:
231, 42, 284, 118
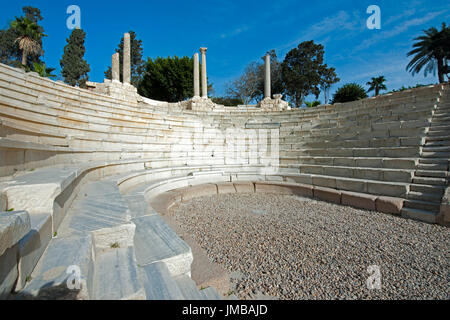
199, 47, 208, 54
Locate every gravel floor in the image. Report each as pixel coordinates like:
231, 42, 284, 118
169, 193, 449, 300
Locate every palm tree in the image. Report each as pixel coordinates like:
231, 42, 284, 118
407, 23, 450, 84
10, 17, 46, 66
367, 76, 387, 96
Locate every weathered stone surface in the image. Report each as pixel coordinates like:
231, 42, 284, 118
0, 244, 18, 299
0, 192, 6, 212
200, 47, 208, 98
439, 187, 450, 225
132, 215, 193, 277
233, 182, 255, 193
341, 191, 377, 211
123, 33, 131, 84
111, 53, 120, 82
216, 182, 236, 194
313, 187, 342, 204
181, 184, 217, 202
16, 212, 52, 291
0, 211, 30, 256
376, 196, 404, 215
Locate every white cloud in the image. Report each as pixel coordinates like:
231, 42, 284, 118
220, 25, 250, 39
356, 10, 447, 50
275, 10, 360, 52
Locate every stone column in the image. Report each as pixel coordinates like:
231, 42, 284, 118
193, 53, 200, 98
112, 53, 120, 82
264, 54, 271, 99
123, 33, 131, 85
200, 47, 208, 98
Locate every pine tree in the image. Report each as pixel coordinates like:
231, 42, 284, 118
60, 28, 90, 87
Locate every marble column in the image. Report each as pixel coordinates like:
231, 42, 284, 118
200, 47, 208, 98
123, 33, 131, 84
193, 53, 200, 98
264, 54, 271, 99
112, 53, 120, 82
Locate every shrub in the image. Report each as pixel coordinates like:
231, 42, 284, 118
305, 100, 321, 108
332, 83, 368, 104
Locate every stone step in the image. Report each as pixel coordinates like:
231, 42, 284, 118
404, 199, 441, 212
131, 214, 193, 277
427, 130, 450, 136
401, 207, 438, 224
421, 151, 450, 158
422, 146, 450, 152
418, 158, 449, 165
429, 124, 450, 131
425, 139, 450, 147
426, 135, 450, 142
407, 191, 443, 203
140, 262, 185, 300
173, 275, 204, 300
412, 176, 447, 186
18, 235, 93, 300
431, 116, 450, 122
199, 287, 223, 300
91, 247, 145, 300
417, 163, 448, 171
410, 183, 445, 194
415, 170, 448, 178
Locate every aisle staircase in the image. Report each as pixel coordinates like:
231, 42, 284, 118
402, 86, 450, 223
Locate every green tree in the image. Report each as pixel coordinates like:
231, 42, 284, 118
305, 101, 321, 108
225, 62, 260, 105
367, 76, 387, 96
0, 7, 45, 68
320, 67, 340, 104
60, 28, 90, 87
32, 62, 56, 79
104, 31, 145, 87
138, 56, 194, 102
211, 97, 244, 106
10, 17, 45, 66
332, 83, 368, 104
281, 41, 336, 108
407, 23, 450, 84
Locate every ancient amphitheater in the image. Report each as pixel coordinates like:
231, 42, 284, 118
0, 52, 449, 300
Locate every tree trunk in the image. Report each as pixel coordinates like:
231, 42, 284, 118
375, 87, 379, 96
21, 51, 27, 66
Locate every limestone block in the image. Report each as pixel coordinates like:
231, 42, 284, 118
0, 211, 31, 256
233, 182, 255, 193
181, 184, 217, 202
375, 196, 404, 215
341, 191, 377, 211
367, 181, 407, 198
216, 183, 236, 194
91, 223, 136, 252
313, 187, 341, 204
4, 184, 60, 215
0, 192, 6, 212
16, 212, 52, 291
0, 244, 18, 299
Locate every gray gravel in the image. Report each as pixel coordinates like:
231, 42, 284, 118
169, 193, 449, 300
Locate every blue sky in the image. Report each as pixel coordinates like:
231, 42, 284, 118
1, 0, 449, 101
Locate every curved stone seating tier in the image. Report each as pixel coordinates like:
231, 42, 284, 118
0, 62, 448, 300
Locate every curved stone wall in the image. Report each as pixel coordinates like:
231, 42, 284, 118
0, 62, 448, 300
